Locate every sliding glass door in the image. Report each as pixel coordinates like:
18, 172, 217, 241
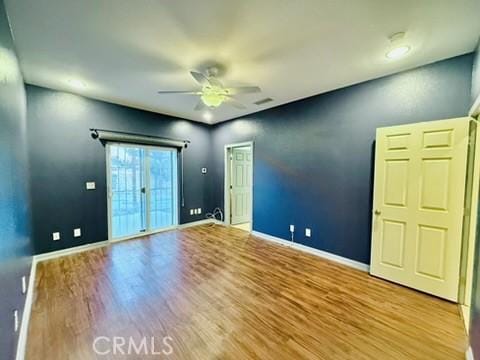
108, 143, 178, 240
148, 148, 177, 230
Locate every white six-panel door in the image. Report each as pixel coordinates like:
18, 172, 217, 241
231, 147, 252, 225
370, 118, 470, 301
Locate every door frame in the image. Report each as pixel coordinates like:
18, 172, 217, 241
106, 142, 179, 243
224, 141, 254, 229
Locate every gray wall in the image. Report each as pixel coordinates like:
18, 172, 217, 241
0, 1, 33, 358
211, 54, 473, 264
27, 85, 214, 254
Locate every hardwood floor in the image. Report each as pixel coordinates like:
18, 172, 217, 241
26, 225, 466, 359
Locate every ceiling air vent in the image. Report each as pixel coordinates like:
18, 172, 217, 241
254, 97, 273, 106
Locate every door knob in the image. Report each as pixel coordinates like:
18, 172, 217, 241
374, 210, 381, 215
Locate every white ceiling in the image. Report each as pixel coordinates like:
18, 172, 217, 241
5, 0, 480, 124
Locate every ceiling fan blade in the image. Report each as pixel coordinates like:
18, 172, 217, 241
207, 77, 224, 88
157, 90, 200, 94
227, 86, 261, 95
190, 71, 210, 86
194, 99, 206, 111
225, 97, 246, 109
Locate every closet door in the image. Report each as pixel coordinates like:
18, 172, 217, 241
370, 118, 470, 301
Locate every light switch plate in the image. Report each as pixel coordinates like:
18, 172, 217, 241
305, 228, 311, 237
289, 225, 295, 232
73, 228, 81, 237
190, 209, 194, 215
52, 232, 60, 241
86, 182, 96, 190
197, 208, 202, 214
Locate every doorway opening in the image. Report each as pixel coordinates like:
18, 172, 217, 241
224, 142, 253, 232
107, 143, 178, 241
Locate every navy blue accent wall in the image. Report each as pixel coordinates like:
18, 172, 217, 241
0, 1, 33, 358
211, 54, 473, 264
27, 85, 213, 254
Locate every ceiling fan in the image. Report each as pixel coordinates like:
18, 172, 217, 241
157, 67, 261, 110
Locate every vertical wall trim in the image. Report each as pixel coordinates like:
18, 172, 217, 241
15, 262, 36, 360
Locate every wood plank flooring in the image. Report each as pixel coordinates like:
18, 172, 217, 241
26, 225, 467, 359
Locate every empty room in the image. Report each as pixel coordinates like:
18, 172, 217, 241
2, 0, 480, 359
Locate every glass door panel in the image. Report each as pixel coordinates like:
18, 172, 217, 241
148, 148, 178, 230
108, 144, 178, 240
109, 144, 146, 239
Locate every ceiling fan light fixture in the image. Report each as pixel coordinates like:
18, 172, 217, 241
157, 69, 259, 112
201, 85, 227, 107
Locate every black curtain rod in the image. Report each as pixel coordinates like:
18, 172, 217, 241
89, 128, 191, 144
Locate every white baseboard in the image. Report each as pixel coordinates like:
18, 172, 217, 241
15, 258, 37, 360
178, 219, 219, 228
251, 231, 370, 272
466, 346, 475, 360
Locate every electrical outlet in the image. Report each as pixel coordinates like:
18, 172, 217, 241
197, 208, 202, 214
201, 167, 207, 174
86, 181, 96, 190
289, 225, 295, 232
21, 276, 27, 295
52, 232, 60, 241
73, 228, 81, 237
13, 310, 19, 332
305, 228, 311, 237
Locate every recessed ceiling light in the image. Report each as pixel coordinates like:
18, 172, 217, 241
67, 79, 86, 89
203, 111, 213, 122
386, 45, 411, 60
